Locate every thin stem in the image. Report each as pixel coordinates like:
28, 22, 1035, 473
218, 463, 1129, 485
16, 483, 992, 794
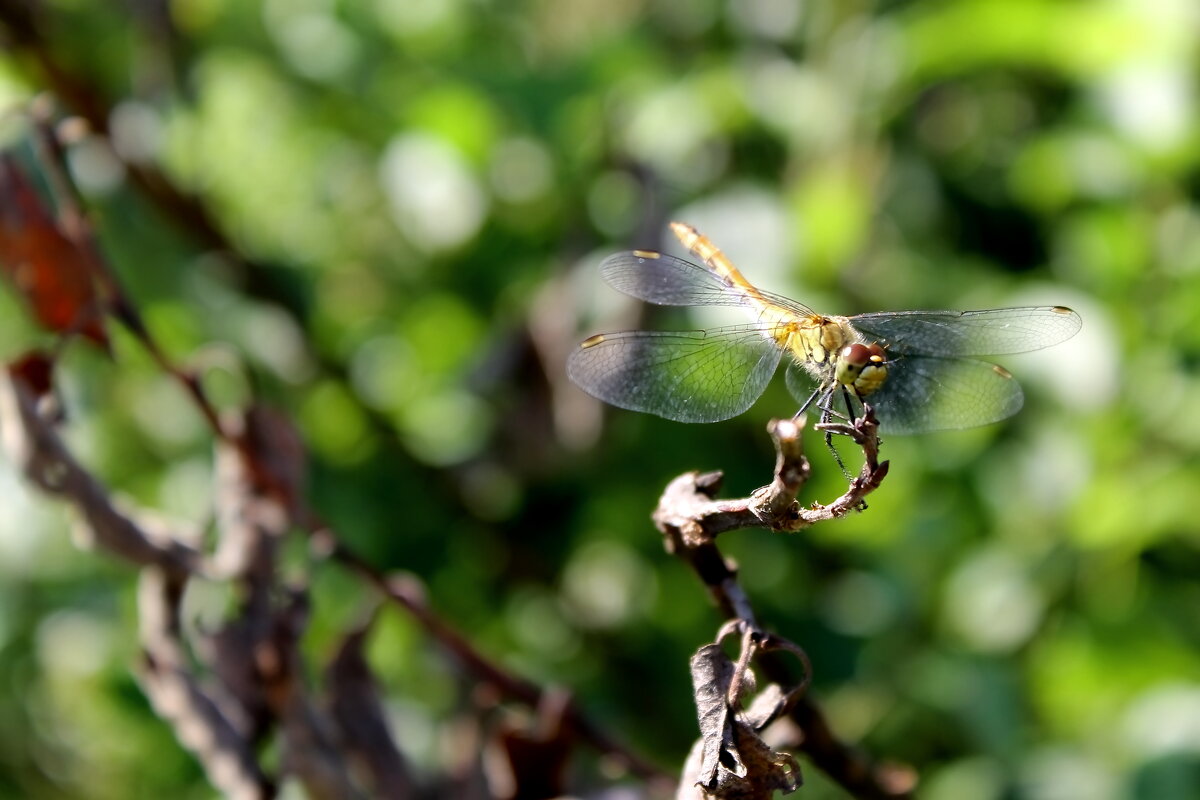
654, 411, 912, 799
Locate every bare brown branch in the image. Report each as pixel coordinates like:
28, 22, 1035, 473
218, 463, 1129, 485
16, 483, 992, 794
0, 360, 201, 574
25, 97, 229, 435
0, 22, 879, 792
137, 568, 276, 800
315, 538, 674, 787
656, 412, 911, 799
654, 413, 888, 548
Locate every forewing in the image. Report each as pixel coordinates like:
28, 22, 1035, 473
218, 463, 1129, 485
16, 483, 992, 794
566, 325, 783, 423
599, 251, 815, 315
850, 307, 1081, 357
870, 355, 1024, 434
600, 251, 739, 306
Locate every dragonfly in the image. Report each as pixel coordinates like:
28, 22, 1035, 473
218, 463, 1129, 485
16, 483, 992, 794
567, 222, 1081, 436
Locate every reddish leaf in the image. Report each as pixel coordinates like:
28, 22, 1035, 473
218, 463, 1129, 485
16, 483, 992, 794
0, 154, 108, 348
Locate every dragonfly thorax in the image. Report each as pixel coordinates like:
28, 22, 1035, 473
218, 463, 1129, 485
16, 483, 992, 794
779, 314, 853, 366
781, 315, 890, 398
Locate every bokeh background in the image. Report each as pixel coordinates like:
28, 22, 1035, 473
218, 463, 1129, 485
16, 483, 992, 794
1, 0, 1198, 797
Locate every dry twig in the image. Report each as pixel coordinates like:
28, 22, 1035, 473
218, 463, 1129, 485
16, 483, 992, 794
0, 18, 916, 794
0, 82, 673, 796
655, 411, 914, 800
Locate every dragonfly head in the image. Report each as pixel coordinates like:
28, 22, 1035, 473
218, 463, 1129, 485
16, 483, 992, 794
836, 342, 888, 397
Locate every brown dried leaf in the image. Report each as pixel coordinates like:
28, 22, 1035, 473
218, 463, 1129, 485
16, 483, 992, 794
326, 622, 416, 799
741, 682, 788, 731
482, 690, 573, 800
688, 641, 802, 798
211, 406, 296, 580
691, 643, 744, 784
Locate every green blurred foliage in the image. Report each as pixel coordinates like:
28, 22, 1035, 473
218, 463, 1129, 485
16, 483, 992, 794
0, 0, 1198, 797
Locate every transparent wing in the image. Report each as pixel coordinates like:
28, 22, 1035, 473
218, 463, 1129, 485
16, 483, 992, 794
849, 306, 1081, 357
784, 359, 828, 408
868, 355, 1024, 434
566, 325, 784, 423
599, 251, 816, 315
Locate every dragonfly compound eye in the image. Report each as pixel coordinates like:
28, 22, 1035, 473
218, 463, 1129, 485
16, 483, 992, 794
835, 343, 871, 384
836, 343, 889, 396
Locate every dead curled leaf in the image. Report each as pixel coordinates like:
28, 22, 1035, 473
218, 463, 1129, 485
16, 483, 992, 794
686, 634, 802, 799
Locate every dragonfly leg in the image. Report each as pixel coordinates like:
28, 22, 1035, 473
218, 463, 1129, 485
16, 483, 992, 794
808, 387, 861, 480
801, 386, 865, 480
793, 386, 822, 421
820, 395, 853, 480
823, 430, 851, 479
843, 386, 863, 425
815, 390, 851, 424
